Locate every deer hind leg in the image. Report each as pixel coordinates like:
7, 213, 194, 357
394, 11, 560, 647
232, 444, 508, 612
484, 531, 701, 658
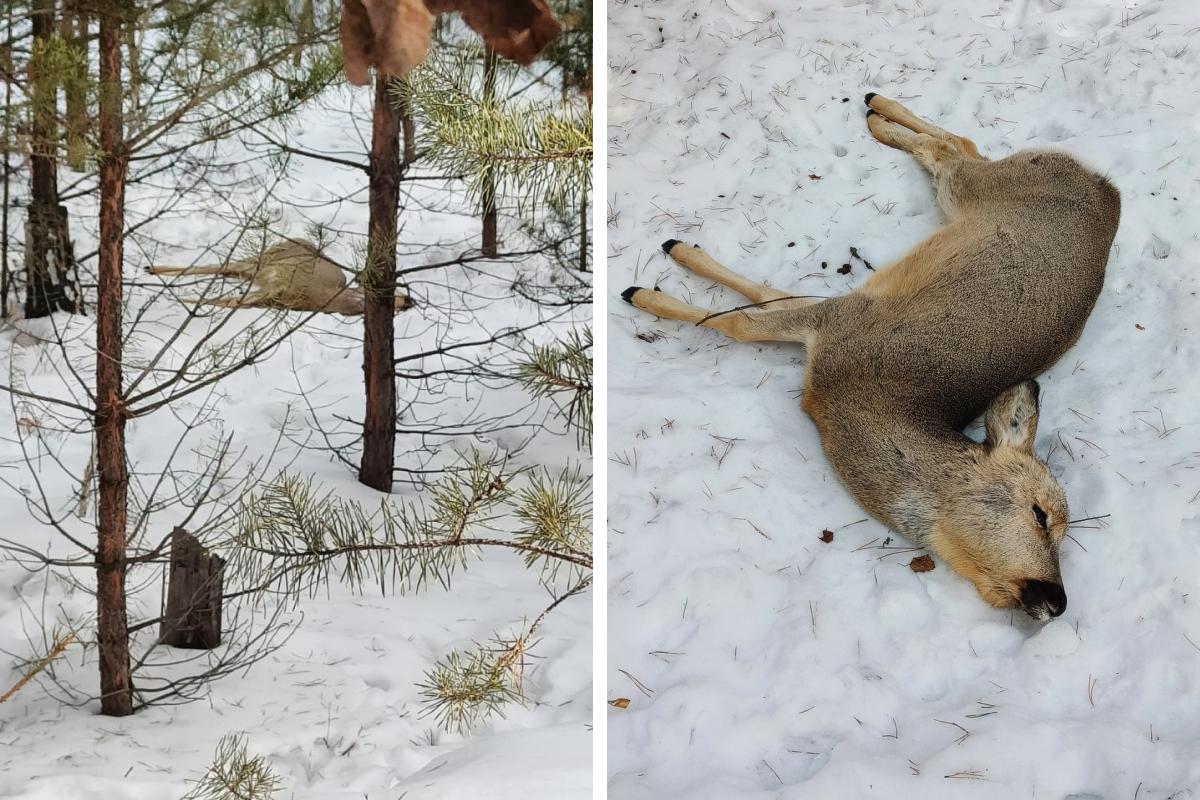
860, 112, 979, 295
184, 290, 272, 310
148, 256, 258, 280
620, 286, 817, 344
866, 112, 962, 173
864, 93, 985, 160
866, 111, 976, 221
661, 240, 811, 311
148, 264, 234, 277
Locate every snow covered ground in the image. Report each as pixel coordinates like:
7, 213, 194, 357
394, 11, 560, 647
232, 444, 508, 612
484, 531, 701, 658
0, 86, 591, 797
607, 1, 1200, 797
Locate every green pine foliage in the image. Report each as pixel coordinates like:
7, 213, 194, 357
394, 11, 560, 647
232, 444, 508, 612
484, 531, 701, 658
417, 636, 524, 734
28, 32, 90, 165
231, 455, 513, 599
402, 44, 592, 216
181, 733, 284, 800
513, 464, 591, 584
516, 327, 592, 448
228, 451, 592, 732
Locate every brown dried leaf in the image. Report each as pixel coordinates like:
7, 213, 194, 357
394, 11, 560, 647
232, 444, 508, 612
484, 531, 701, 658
426, 0, 560, 64
609, 697, 631, 709
818, 530, 834, 544
340, 0, 377, 85
341, 0, 560, 84
373, 0, 436, 78
340, 0, 435, 83
909, 555, 935, 573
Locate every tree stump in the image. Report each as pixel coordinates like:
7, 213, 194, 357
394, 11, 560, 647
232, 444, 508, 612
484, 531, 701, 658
24, 202, 81, 318
160, 528, 224, 649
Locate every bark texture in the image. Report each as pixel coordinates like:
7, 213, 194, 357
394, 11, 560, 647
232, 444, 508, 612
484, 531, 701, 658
160, 529, 225, 649
480, 46, 498, 257
358, 74, 401, 493
95, 0, 132, 717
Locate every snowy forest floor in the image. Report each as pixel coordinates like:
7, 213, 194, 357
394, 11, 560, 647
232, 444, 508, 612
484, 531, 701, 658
607, 1, 1200, 798
0, 85, 592, 799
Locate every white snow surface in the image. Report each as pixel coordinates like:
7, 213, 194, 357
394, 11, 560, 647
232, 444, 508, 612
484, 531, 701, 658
608, 1, 1200, 798
0, 87, 591, 797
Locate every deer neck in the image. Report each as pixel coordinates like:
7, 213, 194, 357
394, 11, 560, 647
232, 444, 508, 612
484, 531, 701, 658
854, 416, 981, 546
323, 288, 367, 315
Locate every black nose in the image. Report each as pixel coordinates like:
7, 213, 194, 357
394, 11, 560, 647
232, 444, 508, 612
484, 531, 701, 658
1020, 580, 1067, 618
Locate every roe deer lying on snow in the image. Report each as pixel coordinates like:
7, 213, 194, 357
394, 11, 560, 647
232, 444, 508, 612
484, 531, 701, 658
149, 238, 412, 315
622, 94, 1120, 619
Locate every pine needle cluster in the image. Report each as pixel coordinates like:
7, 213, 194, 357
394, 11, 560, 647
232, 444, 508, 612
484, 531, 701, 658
402, 45, 592, 216
227, 451, 591, 731
516, 326, 592, 448
181, 733, 284, 800
513, 464, 591, 582
417, 636, 524, 734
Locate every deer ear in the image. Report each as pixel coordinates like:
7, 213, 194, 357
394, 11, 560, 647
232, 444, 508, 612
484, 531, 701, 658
984, 379, 1040, 452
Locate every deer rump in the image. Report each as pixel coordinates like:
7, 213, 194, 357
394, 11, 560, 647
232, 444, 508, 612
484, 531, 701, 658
341, 0, 561, 85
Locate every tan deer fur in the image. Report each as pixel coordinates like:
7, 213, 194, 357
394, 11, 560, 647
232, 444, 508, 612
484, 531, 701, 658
149, 239, 411, 316
622, 94, 1120, 620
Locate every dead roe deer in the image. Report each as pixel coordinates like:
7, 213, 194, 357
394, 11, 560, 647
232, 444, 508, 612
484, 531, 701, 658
622, 94, 1120, 619
149, 238, 412, 315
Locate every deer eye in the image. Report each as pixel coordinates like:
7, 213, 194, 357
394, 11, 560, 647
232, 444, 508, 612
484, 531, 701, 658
1032, 504, 1049, 530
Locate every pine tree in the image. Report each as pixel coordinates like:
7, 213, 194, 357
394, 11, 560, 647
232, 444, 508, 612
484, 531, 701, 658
357, 26, 591, 492
93, 0, 132, 716
1, 3, 593, 727
1, 0, 343, 715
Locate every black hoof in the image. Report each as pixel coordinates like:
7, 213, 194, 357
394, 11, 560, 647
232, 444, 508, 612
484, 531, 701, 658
621, 286, 642, 304
864, 92, 877, 105
661, 238, 682, 254
866, 109, 877, 118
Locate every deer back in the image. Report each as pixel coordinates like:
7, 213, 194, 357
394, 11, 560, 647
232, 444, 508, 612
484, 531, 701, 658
810, 151, 1119, 432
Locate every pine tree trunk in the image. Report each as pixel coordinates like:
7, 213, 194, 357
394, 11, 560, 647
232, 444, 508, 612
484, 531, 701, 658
358, 74, 400, 493
579, 184, 588, 272
26, 0, 78, 319
1, 1, 13, 317
95, 0, 132, 717
480, 47, 498, 257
